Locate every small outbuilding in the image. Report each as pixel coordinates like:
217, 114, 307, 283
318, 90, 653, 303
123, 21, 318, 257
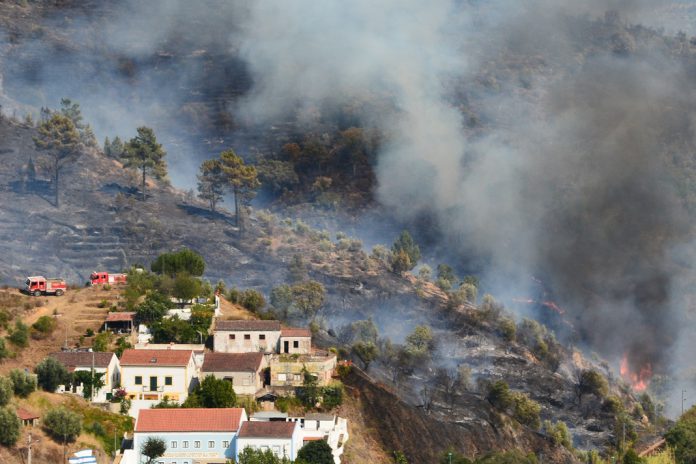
103, 312, 136, 334
16, 407, 40, 427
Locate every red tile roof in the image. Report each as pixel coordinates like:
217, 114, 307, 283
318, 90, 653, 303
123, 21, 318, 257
51, 351, 115, 369
202, 352, 264, 373
215, 320, 281, 331
238, 421, 297, 439
105, 312, 135, 322
281, 327, 311, 338
135, 408, 245, 432
16, 407, 39, 420
120, 349, 192, 366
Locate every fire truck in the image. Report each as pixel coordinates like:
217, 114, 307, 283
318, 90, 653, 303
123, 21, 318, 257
88, 272, 128, 286
24, 276, 67, 296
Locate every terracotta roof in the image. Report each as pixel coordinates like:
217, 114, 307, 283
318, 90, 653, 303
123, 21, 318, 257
202, 352, 264, 373
51, 351, 115, 369
135, 408, 245, 432
238, 421, 297, 439
105, 312, 135, 322
120, 349, 192, 366
281, 327, 311, 337
16, 407, 39, 420
215, 320, 281, 331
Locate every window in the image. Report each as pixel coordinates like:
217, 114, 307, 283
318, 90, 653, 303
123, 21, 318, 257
278, 373, 286, 381
170, 441, 177, 448
259, 334, 266, 340
273, 446, 280, 455
194, 441, 200, 449
244, 334, 251, 340
208, 440, 215, 448
165, 377, 172, 386
229, 334, 235, 340
293, 340, 299, 348
183, 441, 189, 448
223, 441, 230, 448
134, 376, 142, 385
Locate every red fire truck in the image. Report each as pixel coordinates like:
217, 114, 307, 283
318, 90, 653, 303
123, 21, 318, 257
88, 272, 128, 286
24, 276, 67, 296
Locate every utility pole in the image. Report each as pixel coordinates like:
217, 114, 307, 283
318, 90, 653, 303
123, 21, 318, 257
27, 433, 33, 464
682, 390, 687, 416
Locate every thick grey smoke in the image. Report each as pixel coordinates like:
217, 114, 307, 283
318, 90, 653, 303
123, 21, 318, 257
234, 0, 695, 384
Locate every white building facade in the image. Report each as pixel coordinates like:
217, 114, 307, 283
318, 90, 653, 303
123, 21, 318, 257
129, 408, 247, 464
236, 421, 302, 461
213, 320, 281, 354
51, 351, 120, 402
120, 349, 196, 405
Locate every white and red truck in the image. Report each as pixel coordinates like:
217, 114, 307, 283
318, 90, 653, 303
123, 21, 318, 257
88, 272, 128, 286
24, 276, 67, 296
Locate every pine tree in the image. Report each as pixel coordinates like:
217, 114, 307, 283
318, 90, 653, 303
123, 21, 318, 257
197, 158, 226, 212
33, 114, 81, 207
122, 127, 167, 201
219, 150, 260, 228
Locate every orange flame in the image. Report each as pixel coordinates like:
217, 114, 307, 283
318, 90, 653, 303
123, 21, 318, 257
620, 353, 652, 392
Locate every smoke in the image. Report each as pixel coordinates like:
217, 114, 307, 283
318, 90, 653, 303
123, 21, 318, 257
233, 0, 696, 386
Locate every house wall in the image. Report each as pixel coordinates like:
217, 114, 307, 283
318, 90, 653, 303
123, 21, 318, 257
269, 355, 337, 387
203, 370, 262, 396
133, 430, 238, 464
236, 429, 302, 461
279, 336, 311, 354
121, 358, 196, 402
213, 330, 280, 354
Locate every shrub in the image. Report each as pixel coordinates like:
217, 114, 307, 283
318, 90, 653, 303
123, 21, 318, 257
512, 392, 541, 429
31, 315, 57, 339
151, 248, 205, 276
296, 439, 334, 464
487, 380, 514, 410
498, 317, 516, 341
8, 320, 29, 347
43, 407, 82, 443
97, 299, 109, 308
0, 407, 21, 446
0, 376, 13, 406
9, 369, 36, 397
93, 331, 111, 352
321, 383, 344, 409
36, 357, 69, 392
85, 328, 94, 337
602, 395, 624, 414
0, 338, 9, 361
543, 420, 572, 449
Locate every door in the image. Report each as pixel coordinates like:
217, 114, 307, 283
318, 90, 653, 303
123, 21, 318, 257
284, 341, 289, 353
149, 376, 158, 392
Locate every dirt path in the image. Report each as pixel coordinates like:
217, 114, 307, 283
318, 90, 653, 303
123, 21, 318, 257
0, 286, 123, 375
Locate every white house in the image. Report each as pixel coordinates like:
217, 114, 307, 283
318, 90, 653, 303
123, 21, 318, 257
51, 351, 120, 402
135, 343, 206, 369
130, 408, 247, 464
279, 327, 312, 354
250, 412, 349, 464
213, 320, 281, 354
200, 352, 266, 396
120, 349, 196, 405
236, 421, 302, 461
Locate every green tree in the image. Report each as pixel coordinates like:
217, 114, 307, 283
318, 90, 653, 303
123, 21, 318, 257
352, 341, 378, 370
512, 392, 541, 429
9, 369, 36, 397
43, 407, 81, 443
240, 289, 266, 312
576, 369, 608, 404
666, 405, 696, 463
141, 436, 167, 464
104, 135, 125, 159
197, 375, 237, 408
0, 376, 12, 406
0, 407, 21, 446
150, 316, 198, 344
0, 338, 8, 361
219, 150, 260, 228
237, 446, 291, 463
36, 357, 69, 392
297, 368, 320, 408
122, 126, 167, 201
622, 449, 645, 464
197, 158, 226, 212
59, 98, 84, 132
542, 420, 572, 449
92, 331, 111, 352
389, 249, 412, 275
486, 380, 514, 410
391, 230, 420, 271
72, 370, 105, 400
436, 264, 457, 290
270, 284, 294, 319
291, 281, 326, 321
151, 248, 205, 276
287, 254, 308, 283
33, 113, 81, 207
135, 292, 171, 324
172, 272, 202, 302
405, 325, 434, 355
256, 158, 300, 196
296, 439, 334, 464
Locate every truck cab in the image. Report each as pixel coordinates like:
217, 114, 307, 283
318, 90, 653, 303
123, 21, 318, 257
89, 272, 109, 285
25, 276, 46, 295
